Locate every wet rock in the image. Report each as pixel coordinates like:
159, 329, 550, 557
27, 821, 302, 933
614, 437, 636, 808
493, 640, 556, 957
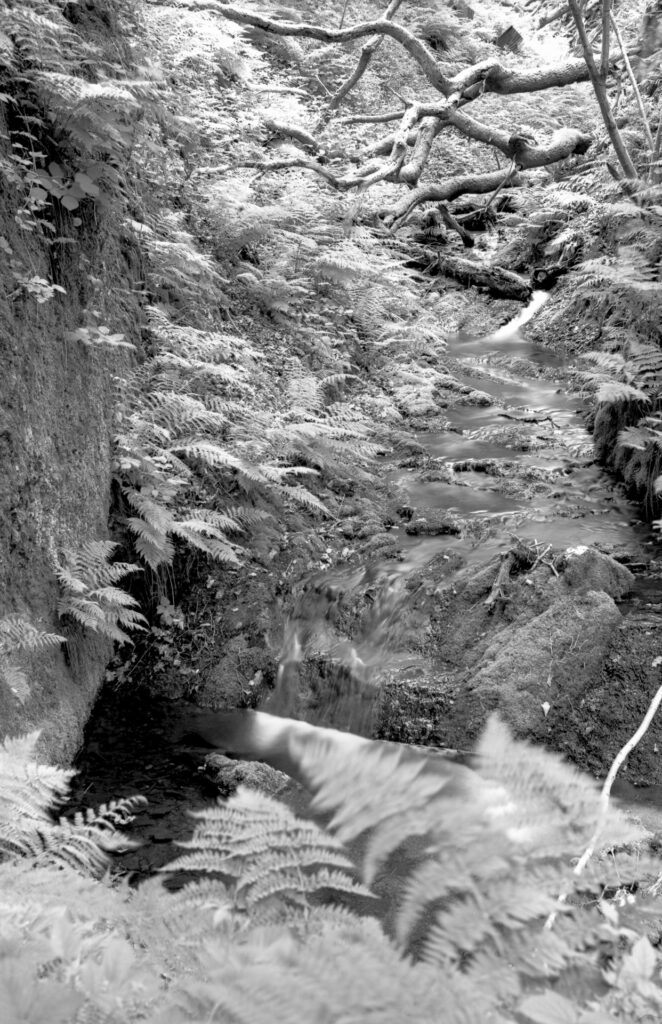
419, 465, 455, 483
560, 545, 634, 600
391, 438, 427, 459
340, 515, 383, 540
358, 533, 399, 559
204, 753, 290, 797
455, 389, 493, 406
553, 612, 662, 786
392, 383, 440, 416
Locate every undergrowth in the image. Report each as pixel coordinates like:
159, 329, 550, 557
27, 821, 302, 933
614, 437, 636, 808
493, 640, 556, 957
2, 716, 662, 1023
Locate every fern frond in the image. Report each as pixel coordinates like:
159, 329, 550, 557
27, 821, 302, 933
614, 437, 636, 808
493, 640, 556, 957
596, 381, 650, 405
165, 788, 370, 919
0, 732, 144, 876
170, 522, 241, 565
183, 508, 245, 534
617, 425, 662, 451
142, 391, 228, 436
279, 484, 329, 514
171, 442, 241, 471
0, 615, 64, 654
55, 542, 146, 642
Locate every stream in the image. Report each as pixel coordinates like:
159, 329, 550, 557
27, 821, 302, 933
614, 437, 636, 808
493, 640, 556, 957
66, 291, 662, 879
386, 290, 654, 574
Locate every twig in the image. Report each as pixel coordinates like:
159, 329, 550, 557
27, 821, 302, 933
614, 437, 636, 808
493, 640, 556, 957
546, 677, 662, 928
484, 552, 516, 608
482, 158, 518, 213
575, 679, 662, 877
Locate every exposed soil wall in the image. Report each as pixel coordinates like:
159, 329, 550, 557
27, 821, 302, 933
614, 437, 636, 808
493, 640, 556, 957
0, 100, 141, 762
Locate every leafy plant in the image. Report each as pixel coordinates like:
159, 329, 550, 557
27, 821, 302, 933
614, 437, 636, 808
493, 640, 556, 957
0, 731, 143, 875
54, 540, 147, 644
167, 787, 371, 925
0, 615, 65, 704
113, 302, 374, 572
0, 0, 159, 229
2, 708, 662, 1022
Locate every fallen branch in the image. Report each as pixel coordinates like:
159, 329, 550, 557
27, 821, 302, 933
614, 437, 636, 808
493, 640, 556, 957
383, 169, 522, 229
264, 119, 320, 151
576, 680, 662, 875
433, 253, 531, 300
436, 203, 475, 247
207, 3, 597, 100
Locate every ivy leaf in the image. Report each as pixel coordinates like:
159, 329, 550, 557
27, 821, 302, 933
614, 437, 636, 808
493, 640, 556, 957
621, 935, 656, 981
74, 171, 100, 197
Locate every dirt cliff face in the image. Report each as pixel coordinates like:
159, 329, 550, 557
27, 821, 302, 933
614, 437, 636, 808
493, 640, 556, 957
0, 101, 141, 762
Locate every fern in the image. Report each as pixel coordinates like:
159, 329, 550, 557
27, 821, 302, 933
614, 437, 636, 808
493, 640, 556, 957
290, 716, 643, 971
0, 615, 64, 654
596, 381, 650, 405
0, 615, 65, 704
164, 787, 371, 924
54, 540, 147, 644
0, 731, 144, 876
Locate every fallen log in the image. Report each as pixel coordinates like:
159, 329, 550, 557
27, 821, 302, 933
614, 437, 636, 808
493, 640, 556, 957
420, 250, 532, 299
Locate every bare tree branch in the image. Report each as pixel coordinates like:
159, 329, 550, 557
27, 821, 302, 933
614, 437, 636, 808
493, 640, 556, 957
209, 3, 601, 99
400, 118, 445, 185
212, 3, 451, 94
327, 0, 404, 112
383, 169, 522, 229
340, 109, 404, 125
244, 154, 349, 189
452, 57, 592, 97
445, 111, 593, 168
538, 5, 565, 29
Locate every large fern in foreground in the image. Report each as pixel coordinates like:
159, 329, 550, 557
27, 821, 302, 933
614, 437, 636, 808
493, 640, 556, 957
159, 714, 659, 1023
165, 786, 372, 926
2, 715, 661, 1022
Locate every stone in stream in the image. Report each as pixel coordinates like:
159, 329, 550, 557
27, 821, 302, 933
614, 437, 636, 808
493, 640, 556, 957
559, 545, 634, 600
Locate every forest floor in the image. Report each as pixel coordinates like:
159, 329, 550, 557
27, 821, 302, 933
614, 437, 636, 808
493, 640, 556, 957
67, 0, 662, 872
